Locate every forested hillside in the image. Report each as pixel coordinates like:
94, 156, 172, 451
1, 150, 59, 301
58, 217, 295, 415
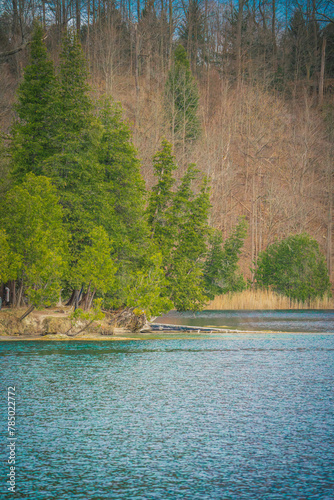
0, 0, 333, 292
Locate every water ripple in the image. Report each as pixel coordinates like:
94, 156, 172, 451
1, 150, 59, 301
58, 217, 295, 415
0, 335, 333, 499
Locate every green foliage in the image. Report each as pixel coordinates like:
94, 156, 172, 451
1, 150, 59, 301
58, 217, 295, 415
174, 44, 191, 68
5, 29, 214, 315
67, 298, 105, 336
0, 137, 11, 199
167, 259, 208, 311
42, 149, 104, 254
70, 298, 105, 323
125, 253, 173, 319
98, 98, 153, 309
40, 30, 105, 254
255, 233, 332, 302
204, 218, 248, 299
0, 174, 68, 307
203, 231, 225, 299
98, 98, 148, 257
11, 23, 57, 180
0, 229, 21, 284
167, 167, 211, 310
148, 140, 211, 311
165, 45, 200, 143
73, 226, 117, 295
11, 25, 105, 256
56, 29, 100, 149
147, 139, 177, 254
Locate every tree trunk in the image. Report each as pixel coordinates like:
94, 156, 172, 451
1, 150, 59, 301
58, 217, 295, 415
66, 289, 79, 306
76, 0, 81, 33
11, 280, 16, 308
319, 36, 326, 107
12, 0, 19, 36
19, 304, 35, 322
84, 282, 91, 310
88, 288, 96, 310
272, 0, 277, 72
236, 0, 244, 88
17, 281, 24, 308
168, 0, 173, 69
62, 0, 66, 29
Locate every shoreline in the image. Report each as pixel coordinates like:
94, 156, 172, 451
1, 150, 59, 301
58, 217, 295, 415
0, 329, 332, 341
1, 308, 333, 340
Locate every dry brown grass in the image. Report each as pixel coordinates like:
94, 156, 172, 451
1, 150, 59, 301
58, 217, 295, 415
206, 289, 334, 310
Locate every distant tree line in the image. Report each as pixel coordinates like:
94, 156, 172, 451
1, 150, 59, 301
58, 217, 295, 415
1, 0, 334, 99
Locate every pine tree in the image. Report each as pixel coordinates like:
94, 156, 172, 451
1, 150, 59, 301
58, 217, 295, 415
148, 140, 211, 310
147, 139, 177, 255
56, 28, 99, 148
98, 99, 148, 255
204, 218, 247, 299
41, 29, 104, 253
97, 98, 155, 309
167, 166, 211, 310
164, 45, 200, 147
203, 231, 225, 299
11, 23, 57, 180
73, 226, 117, 308
0, 137, 11, 198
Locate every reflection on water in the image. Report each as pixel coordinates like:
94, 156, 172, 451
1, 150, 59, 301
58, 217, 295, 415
155, 309, 334, 333
0, 336, 333, 499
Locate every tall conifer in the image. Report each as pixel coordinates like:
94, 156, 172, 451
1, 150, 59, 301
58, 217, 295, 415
98, 99, 153, 307
12, 23, 57, 179
148, 140, 211, 310
41, 29, 104, 252
164, 45, 200, 146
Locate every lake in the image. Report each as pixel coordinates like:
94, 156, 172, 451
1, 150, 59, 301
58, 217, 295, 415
1, 330, 333, 499
155, 309, 334, 333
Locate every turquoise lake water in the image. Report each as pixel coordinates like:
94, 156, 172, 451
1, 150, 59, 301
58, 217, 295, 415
155, 310, 334, 333
1, 331, 333, 499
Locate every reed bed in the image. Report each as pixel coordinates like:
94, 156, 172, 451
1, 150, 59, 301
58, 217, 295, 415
206, 289, 334, 310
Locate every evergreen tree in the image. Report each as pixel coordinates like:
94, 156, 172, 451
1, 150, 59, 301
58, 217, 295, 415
11, 23, 57, 180
203, 230, 225, 299
147, 139, 177, 255
98, 99, 148, 256
73, 226, 117, 308
125, 253, 173, 318
41, 29, 105, 253
255, 233, 332, 302
164, 45, 200, 146
0, 137, 11, 198
0, 229, 21, 285
204, 218, 248, 299
98, 98, 155, 308
0, 175, 68, 307
56, 28, 99, 149
148, 140, 211, 310
167, 167, 211, 310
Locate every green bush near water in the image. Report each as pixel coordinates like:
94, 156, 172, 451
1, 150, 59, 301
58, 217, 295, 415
254, 234, 332, 302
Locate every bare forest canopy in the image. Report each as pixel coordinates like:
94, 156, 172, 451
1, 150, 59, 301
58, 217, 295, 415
0, 0, 333, 300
